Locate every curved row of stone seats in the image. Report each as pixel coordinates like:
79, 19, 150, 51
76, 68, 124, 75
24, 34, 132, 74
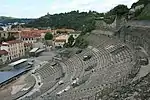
42, 34, 137, 100
63, 54, 85, 80
63, 59, 75, 74
56, 61, 134, 100
72, 55, 84, 78
58, 56, 134, 98
35, 63, 62, 82
21, 63, 63, 100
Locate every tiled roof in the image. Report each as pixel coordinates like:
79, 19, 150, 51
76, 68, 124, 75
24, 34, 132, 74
21, 30, 51, 38
56, 28, 75, 32
55, 39, 66, 42
0, 50, 8, 55
55, 35, 68, 42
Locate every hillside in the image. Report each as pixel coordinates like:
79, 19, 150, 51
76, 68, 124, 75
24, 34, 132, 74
136, 4, 150, 20
25, 11, 104, 30
129, 0, 150, 20
24, 0, 150, 30
0, 16, 35, 24
0, 16, 14, 20
131, 0, 150, 8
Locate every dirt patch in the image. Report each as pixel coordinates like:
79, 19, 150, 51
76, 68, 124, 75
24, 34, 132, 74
0, 74, 28, 100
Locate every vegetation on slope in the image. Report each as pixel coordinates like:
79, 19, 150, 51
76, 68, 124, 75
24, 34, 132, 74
131, 0, 150, 8
136, 4, 150, 20
74, 34, 89, 49
0, 16, 35, 24
25, 11, 103, 31
104, 5, 129, 24
130, 0, 150, 20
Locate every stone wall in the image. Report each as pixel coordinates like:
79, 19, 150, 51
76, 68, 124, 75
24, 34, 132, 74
95, 17, 127, 34
95, 19, 117, 31
117, 25, 150, 55
127, 20, 150, 27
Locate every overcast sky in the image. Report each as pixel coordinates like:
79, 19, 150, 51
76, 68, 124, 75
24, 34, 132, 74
0, 0, 138, 18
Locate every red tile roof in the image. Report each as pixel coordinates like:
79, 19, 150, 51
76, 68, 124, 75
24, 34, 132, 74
21, 30, 51, 38
0, 50, 8, 55
56, 28, 75, 33
55, 39, 66, 42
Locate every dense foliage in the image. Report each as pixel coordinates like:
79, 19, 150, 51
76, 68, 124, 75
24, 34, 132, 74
103, 5, 129, 24
44, 32, 53, 40
129, 0, 150, 20
64, 35, 75, 48
74, 35, 88, 49
68, 35, 75, 47
25, 11, 103, 31
131, 0, 150, 8
105, 5, 129, 17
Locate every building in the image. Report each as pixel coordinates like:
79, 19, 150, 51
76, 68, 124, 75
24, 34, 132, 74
54, 35, 69, 47
0, 50, 8, 65
69, 31, 81, 39
0, 31, 10, 39
21, 33, 38, 43
54, 31, 80, 48
24, 43, 32, 54
21, 30, 51, 43
8, 31, 21, 39
0, 40, 25, 61
0, 30, 20, 41
56, 28, 75, 34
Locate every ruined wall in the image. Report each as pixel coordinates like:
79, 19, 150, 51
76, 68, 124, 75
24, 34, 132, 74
95, 19, 117, 31
118, 25, 150, 55
127, 20, 150, 27
95, 17, 127, 36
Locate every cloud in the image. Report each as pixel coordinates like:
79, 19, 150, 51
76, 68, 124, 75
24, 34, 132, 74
49, 0, 138, 14
0, 0, 138, 18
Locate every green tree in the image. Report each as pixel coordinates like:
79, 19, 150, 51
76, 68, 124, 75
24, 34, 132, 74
113, 5, 129, 16
105, 4, 129, 17
75, 36, 88, 49
25, 10, 97, 30
44, 32, 53, 40
68, 35, 75, 47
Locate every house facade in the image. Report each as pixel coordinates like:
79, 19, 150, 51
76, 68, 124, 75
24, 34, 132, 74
0, 50, 8, 65
54, 35, 69, 47
0, 40, 25, 61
